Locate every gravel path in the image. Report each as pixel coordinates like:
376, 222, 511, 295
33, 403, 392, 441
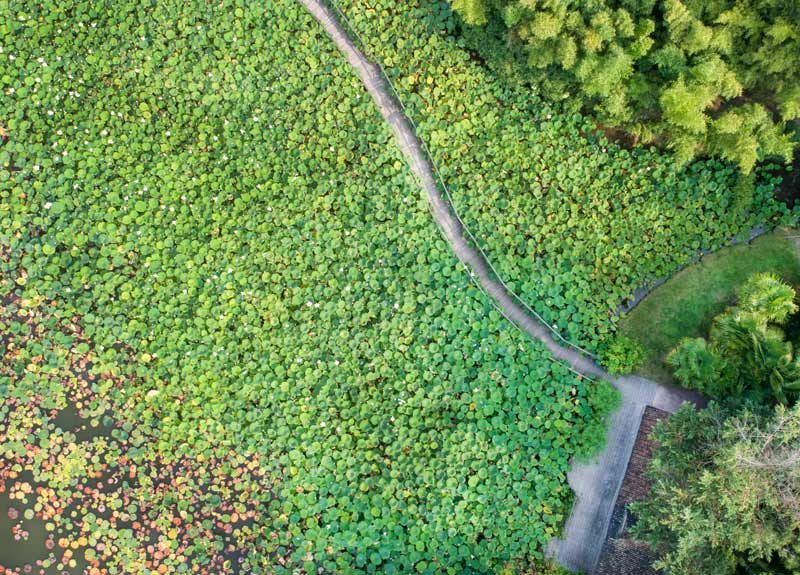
298, 1, 703, 571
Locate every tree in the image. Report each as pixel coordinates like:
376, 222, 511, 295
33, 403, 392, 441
738, 271, 798, 323
630, 402, 800, 575
668, 273, 800, 404
451, 0, 489, 25
450, 0, 800, 172
665, 336, 726, 395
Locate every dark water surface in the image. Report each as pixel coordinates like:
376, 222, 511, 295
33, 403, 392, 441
0, 404, 107, 575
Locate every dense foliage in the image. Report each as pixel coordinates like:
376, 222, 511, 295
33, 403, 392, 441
0, 0, 620, 572
450, 0, 800, 172
630, 402, 800, 575
599, 334, 645, 375
668, 272, 800, 403
335, 0, 793, 351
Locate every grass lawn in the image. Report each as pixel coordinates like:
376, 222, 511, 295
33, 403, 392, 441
620, 228, 800, 383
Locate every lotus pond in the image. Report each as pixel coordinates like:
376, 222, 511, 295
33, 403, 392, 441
0, 1, 617, 573
0, 0, 789, 573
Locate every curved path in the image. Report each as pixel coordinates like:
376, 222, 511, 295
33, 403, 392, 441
298, 1, 703, 572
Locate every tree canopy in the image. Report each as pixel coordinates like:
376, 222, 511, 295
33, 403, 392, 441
450, 0, 800, 172
631, 402, 800, 575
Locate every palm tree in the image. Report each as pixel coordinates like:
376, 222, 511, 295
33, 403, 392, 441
667, 337, 727, 395
738, 272, 798, 325
746, 328, 800, 405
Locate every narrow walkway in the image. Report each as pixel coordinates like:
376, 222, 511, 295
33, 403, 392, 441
298, 1, 703, 572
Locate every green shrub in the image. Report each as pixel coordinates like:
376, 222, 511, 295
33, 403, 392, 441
600, 335, 646, 374
574, 380, 621, 460
737, 271, 798, 323
667, 337, 726, 395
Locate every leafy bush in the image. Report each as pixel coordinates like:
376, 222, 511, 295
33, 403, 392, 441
335, 0, 793, 350
450, 0, 799, 172
0, 0, 614, 572
599, 334, 646, 375
573, 379, 622, 460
